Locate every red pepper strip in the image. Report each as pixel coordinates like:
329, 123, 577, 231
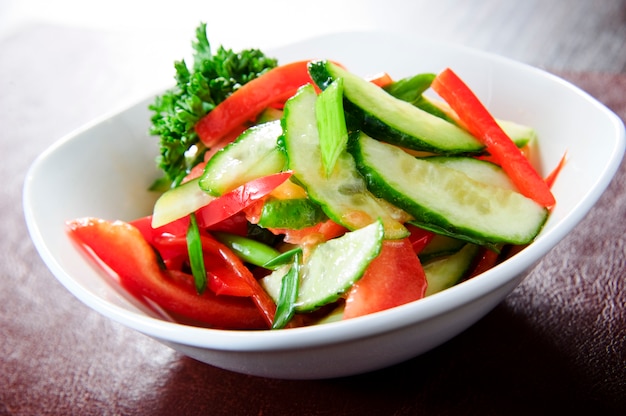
405, 223, 436, 254
241, 198, 267, 225
166, 267, 254, 298
196, 171, 293, 228
134, 220, 272, 302
195, 61, 314, 147
206, 265, 254, 297
153, 235, 256, 298
545, 151, 568, 189
366, 71, 394, 88
204, 211, 249, 236
466, 246, 501, 279
66, 217, 268, 329
478, 143, 531, 165
130, 215, 159, 239
268, 219, 348, 246
200, 234, 276, 325
431, 68, 556, 208
133, 212, 249, 243
343, 238, 428, 320
181, 162, 206, 184
131, 215, 189, 243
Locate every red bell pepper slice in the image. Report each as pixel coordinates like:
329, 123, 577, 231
431, 68, 556, 208
155, 233, 276, 325
66, 217, 268, 329
131, 215, 273, 311
196, 171, 292, 228
343, 238, 428, 320
152, 235, 249, 296
131, 215, 189, 244
195, 60, 314, 147
266, 219, 348, 246
200, 233, 275, 324
545, 151, 568, 189
466, 246, 501, 279
366, 71, 394, 88
405, 223, 436, 254
182, 161, 207, 184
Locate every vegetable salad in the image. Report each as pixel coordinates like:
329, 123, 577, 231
66, 24, 559, 330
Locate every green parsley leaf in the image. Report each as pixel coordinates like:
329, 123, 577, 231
149, 22, 278, 188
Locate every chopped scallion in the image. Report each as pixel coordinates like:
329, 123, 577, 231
272, 251, 301, 329
186, 213, 207, 294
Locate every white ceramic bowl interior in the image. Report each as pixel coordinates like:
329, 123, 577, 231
24, 32, 625, 379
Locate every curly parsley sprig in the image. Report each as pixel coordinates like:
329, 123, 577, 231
148, 23, 278, 189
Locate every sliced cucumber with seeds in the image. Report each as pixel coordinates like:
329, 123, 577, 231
425, 156, 517, 191
349, 133, 548, 246
495, 120, 536, 148
426, 100, 537, 148
382, 74, 536, 148
199, 120, 286, 196
260, 265, 290, 303
151, 178, 214, 228
282, 84, 408, 239
424, 243, 480, 296
260, 220, 384, 312
308, 60, 483, 154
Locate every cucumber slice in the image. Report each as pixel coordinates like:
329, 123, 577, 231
260, 265, 290, 303
308, 60, 483, 154
497, 120, 536, 148
260, 220, 384, 312
199, 120, 286, 196
425, 156, 517, 191
312, 304, 345, 325
424, 243, 480, 296
418, 234, 467, 263
383, 75, 536, 148
151, 178, 214, 228
413, 158, 509, 260
428, 100, 537, 148
383, 73, 456, 123
350, 133, 548, 245
415, 157, 518, 261
256, 107, 284, 124
282, 84, 408, 239
257, 197, 327, 230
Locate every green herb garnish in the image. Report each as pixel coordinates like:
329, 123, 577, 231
149, 22, 278, 188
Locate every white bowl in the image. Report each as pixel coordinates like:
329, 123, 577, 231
23, 31, 625, 379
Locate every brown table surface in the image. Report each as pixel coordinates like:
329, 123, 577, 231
2, 1, 625, 415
